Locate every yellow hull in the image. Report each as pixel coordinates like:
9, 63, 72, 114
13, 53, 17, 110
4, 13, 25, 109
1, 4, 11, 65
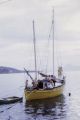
24, 84, 64, 101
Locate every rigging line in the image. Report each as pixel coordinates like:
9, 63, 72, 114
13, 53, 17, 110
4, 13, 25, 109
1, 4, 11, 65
0, 102, 22, 114
45, 21, 53, 74
24, 68, 34, 81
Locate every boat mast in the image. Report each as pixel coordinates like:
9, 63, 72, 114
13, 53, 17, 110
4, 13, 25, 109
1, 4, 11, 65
33, 20, 37, 81
52, 9, 54, 75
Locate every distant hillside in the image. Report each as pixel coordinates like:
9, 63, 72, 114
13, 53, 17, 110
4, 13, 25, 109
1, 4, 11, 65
0, 66, 24, 74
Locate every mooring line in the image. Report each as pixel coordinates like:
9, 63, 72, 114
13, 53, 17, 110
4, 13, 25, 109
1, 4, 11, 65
0, 100, 23, 113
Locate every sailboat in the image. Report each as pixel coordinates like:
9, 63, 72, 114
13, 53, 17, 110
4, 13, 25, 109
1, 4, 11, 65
24, 12, 65, 101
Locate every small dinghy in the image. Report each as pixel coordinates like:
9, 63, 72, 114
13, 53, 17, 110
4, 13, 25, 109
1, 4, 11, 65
0, 96, 23, 105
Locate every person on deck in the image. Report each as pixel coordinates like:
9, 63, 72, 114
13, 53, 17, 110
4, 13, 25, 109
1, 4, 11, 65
50, 75, 56, 86
25, 80, 28, 89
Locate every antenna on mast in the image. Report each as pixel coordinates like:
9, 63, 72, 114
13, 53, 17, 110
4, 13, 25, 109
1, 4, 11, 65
33, 20, 37, 81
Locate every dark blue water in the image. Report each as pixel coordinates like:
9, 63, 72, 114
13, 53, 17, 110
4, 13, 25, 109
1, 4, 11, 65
0, 71, 80, 120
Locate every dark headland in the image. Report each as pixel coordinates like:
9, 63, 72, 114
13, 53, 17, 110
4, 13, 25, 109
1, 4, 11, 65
0, 66, 24, 74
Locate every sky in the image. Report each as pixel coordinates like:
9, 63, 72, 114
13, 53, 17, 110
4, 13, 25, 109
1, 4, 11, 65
0, 0, 80, 72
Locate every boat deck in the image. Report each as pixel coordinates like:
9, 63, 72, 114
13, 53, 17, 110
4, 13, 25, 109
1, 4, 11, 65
54, 82, 62, 87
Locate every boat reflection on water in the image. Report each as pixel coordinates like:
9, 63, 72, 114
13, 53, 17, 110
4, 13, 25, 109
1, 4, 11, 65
24, 95, 67, 120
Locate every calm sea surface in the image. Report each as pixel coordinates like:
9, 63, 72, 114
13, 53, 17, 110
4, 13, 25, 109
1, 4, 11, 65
0, 71, 80, 120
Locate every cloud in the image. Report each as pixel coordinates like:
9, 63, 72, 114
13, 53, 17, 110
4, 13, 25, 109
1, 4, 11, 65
0, 0, 80, 41
0, 0, 79, 70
